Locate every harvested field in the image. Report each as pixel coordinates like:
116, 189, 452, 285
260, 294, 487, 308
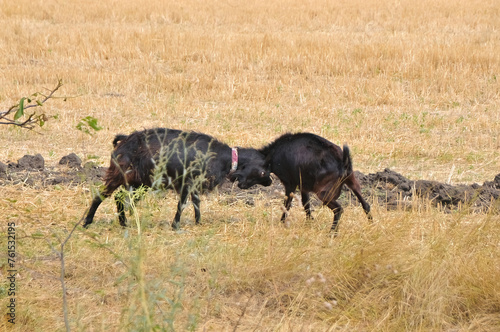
1, 0, 499, 331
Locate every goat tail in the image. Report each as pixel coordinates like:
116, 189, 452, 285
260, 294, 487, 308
112, 134, 128, 148
342, 144, 353, 177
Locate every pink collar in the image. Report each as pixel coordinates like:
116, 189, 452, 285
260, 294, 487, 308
231, 147, 238, 172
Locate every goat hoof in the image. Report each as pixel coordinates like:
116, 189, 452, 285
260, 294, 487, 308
329, 226, 339, 237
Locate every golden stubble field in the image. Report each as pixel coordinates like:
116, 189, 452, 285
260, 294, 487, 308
1, 0, 499, 331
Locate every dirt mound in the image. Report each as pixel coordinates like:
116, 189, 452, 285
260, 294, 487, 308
59, 153, 83, 168
1, 154, 499, 213
17, 154, 45, 170
0, 154, 106, 187
356, 168, 499, 213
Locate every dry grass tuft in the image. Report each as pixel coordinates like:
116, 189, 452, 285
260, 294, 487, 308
2, 189, 500, 330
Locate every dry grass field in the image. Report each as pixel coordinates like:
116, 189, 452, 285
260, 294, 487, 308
1, 0, 499, 331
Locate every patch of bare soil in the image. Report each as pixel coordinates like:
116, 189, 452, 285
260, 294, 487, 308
0, 154, 106, 188
355, 169, 500, 213
1, 154, 499, 214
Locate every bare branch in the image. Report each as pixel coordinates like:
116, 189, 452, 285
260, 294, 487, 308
55, 214, 86, 332
0, 80, 65, 130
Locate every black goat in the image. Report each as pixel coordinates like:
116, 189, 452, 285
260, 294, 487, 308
259, 133, 372, 232
83, 128, 272, 229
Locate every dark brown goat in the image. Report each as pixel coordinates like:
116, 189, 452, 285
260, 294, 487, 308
83, 128, 272, 229
259, 132, 372, 233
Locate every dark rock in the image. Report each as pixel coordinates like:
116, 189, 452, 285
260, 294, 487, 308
397, 182, 411, 192
0, 161, 7, 175
483, 174, 500, 190
375, 168, 411, 186
414, 180, 491, 209
353, 171, 367, 183
59, 153, 82, 168
18, 154, 44, 170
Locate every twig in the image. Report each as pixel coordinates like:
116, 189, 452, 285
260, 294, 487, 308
0, 80, 64, 129
44, 212, 86, 332
233, 294, 253, 332
45, 209, 127, 332
59, 214, 86, 332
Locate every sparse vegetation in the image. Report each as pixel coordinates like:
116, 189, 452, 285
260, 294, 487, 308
1, 0, 499, 331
